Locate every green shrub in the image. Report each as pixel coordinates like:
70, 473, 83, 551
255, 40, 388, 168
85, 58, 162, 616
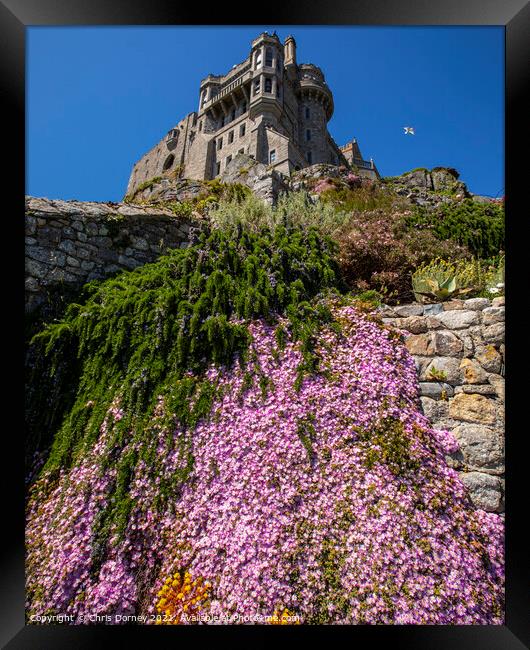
336, 209, 468, 303
208, 190, 350, 237
404, 200, 504, 259
319, 183, 406, 214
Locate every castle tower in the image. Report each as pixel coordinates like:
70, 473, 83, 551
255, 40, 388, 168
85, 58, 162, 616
125, 32, 378, 197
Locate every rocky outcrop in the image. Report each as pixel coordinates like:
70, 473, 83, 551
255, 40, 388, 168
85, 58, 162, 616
25, 197, 202, 315
382, 167, 472, 208
220, 153, 289, 204
378, 296, 505, 512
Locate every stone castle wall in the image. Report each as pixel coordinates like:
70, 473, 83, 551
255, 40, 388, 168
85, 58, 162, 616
25, 197, 200, 315
379, 297, 505, 513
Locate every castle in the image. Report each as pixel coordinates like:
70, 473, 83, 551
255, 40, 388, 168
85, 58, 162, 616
125, 32, 378, 197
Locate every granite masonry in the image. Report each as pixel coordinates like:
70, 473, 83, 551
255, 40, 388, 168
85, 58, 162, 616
125, 31, 378, 198
25, 197, 201, 315
378, 296, 505, 513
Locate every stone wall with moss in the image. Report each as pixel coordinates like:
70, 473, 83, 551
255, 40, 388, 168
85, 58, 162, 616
378, 296, 505, 513
25, 197, 200, 315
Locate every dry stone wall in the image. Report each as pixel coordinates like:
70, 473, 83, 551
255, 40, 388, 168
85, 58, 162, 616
378, 297, 505, 513
25, 197, 201, 314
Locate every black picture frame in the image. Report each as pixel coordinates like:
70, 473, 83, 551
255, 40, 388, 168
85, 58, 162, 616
6, 1, 529, 647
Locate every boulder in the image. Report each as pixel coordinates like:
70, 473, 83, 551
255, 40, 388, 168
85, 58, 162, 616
435, 310, 480, 330
451, 424, 503, 474
449, 393, 497, 425
460, 472, 503, 512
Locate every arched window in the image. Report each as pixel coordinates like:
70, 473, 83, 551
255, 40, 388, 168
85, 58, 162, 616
163, 154, 175, 171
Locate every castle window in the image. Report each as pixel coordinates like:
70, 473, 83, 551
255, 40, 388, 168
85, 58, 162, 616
306, 129, 311, 141
306, 151, 312, 164
201, 90, 207, 106
217, 137, 223, 150
163, 154, 175, 171
215, 162, 221, 176
269, 149, 276, 163
199, 121, 202, 132
265, 48, 273, 67
226, 155, 232, 167
253, 79, 260, 95
264, 78, 272, 93
305, 107, 310, 119
240, 123, 246, 137
228, 130, 234, 144
255, 51, 262, 68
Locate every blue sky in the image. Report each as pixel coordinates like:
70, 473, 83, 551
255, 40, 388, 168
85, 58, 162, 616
27, 26, 504, 201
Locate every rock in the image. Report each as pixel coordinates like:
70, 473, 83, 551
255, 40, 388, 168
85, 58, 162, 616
464, 298, 490, 311
482, 323, 505, 345
58, 239, 76, 255
25, 277, 40, 292
423, 357, 462, 384
454, 332, 474, 358
424, 316, 442, 329
394, 316, 427, 334
443, 299, 465, 311
25, 259, 48, 279
420, 396, 450, 422
488, 375, 505, 400
406, 330, 464, 358
432, 331, 464, 357
435, 310, 480, 330
460, 358, 488, 384
393, 304, 424, 318
460, 472, 503, 512
475, 344, 502, 374
376, 305, 397, 318
491, 296, 505, 307
423, 303, 443, 316
418, 382, 454, 400
449, 393, 497, 425
455, 385, 497, 396
452, 424, 504, 473
482, 307, 505, 325
405, 333, 434, 356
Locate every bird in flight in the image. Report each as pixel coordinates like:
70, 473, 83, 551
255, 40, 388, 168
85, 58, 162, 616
403, 126, 415, 135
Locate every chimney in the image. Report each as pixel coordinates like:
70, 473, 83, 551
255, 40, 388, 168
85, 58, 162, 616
284, 35, 297, 72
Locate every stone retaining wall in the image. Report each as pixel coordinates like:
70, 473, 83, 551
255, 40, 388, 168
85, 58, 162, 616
378, 297, 505, 513
25, 197, 201, 314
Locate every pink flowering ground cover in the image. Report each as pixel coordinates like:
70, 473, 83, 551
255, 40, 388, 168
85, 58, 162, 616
26, 305, 504, 624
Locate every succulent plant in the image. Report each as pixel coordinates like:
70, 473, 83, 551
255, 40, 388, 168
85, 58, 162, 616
413, 276, 474, 302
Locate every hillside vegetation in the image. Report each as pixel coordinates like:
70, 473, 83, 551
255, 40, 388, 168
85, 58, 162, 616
25, 168, 505, 624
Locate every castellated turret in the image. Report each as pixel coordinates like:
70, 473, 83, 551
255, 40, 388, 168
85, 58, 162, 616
125, 32, 378, 197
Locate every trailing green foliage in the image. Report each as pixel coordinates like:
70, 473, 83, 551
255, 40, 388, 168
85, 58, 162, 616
27, 224, 343, 548
404, 200, 504, 259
